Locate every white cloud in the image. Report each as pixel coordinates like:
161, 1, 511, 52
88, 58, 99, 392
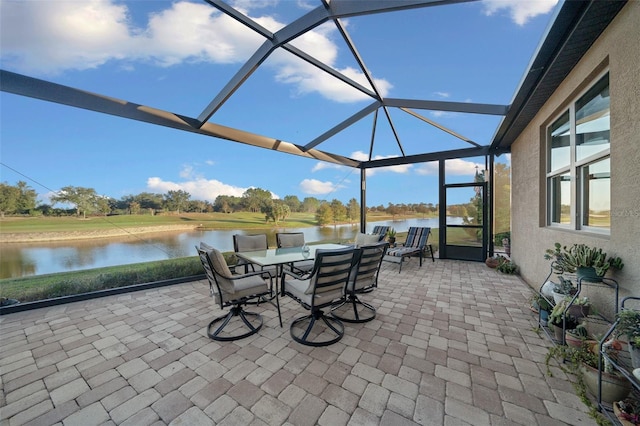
299, 178, 341, 195
0, 0, 390, 103
415, 158, 482, 176
434, 91, 450, 98
146, 176, 247, 202
350, 151, 412, 176
482, 0, 559, 26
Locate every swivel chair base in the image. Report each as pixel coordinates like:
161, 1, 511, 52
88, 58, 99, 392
331, 296, 376, 323
290, 309, 344, 346
207, 306, 263, 341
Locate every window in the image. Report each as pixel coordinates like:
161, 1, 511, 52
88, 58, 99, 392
546, 73, 610, 232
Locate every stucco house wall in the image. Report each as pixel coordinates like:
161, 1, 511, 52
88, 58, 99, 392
510, 1, 640, 300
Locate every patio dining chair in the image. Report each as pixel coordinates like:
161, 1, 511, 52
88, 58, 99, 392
331, 241, 388, 323
276, 232, 314, 274
196, 242, 281, 341
383, 227, 434, 273
233, 233, 277, 278
282, 246, 358, 346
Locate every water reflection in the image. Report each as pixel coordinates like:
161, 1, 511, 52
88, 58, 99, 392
0, 218, 447, 278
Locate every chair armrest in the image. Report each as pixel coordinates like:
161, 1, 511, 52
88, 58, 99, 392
281, 269, 308, 281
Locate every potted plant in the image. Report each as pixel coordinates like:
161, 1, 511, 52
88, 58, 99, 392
530, 294, 553, 327
616, 309, 640, 369
565, 323, 597, 348
548, 299, 580, 342
486, 254, 506, 268
544, 243, 624, 282
546, 339, 631, 406
551, 276, 577, 304
614, 397, 640, 426
386, 228, 397, 245
496, 258, 518, 274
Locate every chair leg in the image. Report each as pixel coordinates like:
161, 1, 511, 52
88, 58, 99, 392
290, 309, 344, 346
331, 295, 376, 323
207, 305, 263, 341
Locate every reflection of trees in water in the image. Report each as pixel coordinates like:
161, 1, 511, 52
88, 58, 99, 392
59, 246, 98, 269
2, 219, 446, 278
0, 247, 36, 279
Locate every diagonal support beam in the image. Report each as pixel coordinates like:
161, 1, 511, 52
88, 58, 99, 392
303, 102, 381, 151
196, 41, 275, 125
400, 107, 480, 147
1, 70, 360, 168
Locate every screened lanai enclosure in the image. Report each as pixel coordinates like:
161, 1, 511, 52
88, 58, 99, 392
1, 0, 622, 262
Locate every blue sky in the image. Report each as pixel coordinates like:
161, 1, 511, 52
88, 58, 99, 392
0, 0, 559, 208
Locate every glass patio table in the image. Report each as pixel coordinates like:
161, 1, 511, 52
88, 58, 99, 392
235, 243, 350, 296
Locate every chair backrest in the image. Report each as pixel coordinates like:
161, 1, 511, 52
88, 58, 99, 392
372, 226, 390, 237
233, 234, 268, 252
196, 243, 234, 305
350, 242, 389, 291
404, 227, 431, 248
276, 232, 305, 248
306, 247, 358, 301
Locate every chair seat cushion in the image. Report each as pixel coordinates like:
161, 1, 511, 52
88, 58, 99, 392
284, 278, 343, 307
386, 247, 420, 257
229, 276, 269, 300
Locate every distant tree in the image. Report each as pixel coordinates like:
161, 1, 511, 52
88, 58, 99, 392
15, 181, 37, 214
128, 201, 141, 215
95, 196, 112, 216
263, 200, 290, 224
0, 182, 20, 217
214, 195, 240, 213
346, 198, 360, 224
315, 203, 333, 226
302, 197, 320, 213
330, 199, 346, 226
242, 188, 272, 213
163, 190, 190, 214
51, 186, 98, 219
493, 162, 511, 238
132, 192, 163, 215
386, 203, 401, 219
283, 195, 302, 213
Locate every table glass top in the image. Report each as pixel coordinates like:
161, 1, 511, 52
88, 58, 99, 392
235, 243, 350, 266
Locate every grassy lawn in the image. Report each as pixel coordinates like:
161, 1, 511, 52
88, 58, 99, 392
0, 211, 405, 234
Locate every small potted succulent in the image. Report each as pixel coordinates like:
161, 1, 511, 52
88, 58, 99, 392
551, 276, 577, 304
386, 228, 397, 245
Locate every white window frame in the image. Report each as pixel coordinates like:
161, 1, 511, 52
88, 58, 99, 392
545, 71, 610, 234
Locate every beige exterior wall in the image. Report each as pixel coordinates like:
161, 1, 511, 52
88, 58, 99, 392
510, 1, 640, 301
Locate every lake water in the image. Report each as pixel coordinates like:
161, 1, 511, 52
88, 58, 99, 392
0, 218, 452, 278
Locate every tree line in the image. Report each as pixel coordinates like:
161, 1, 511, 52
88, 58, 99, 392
0, 181, 436, 225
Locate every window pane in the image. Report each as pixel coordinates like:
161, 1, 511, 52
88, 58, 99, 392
549, 111, 570, 171
550, 173, 571, 224
576, 75, 609, 162
581, 158, 610, 229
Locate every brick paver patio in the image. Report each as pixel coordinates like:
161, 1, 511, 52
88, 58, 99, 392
1, 257, 597, 425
